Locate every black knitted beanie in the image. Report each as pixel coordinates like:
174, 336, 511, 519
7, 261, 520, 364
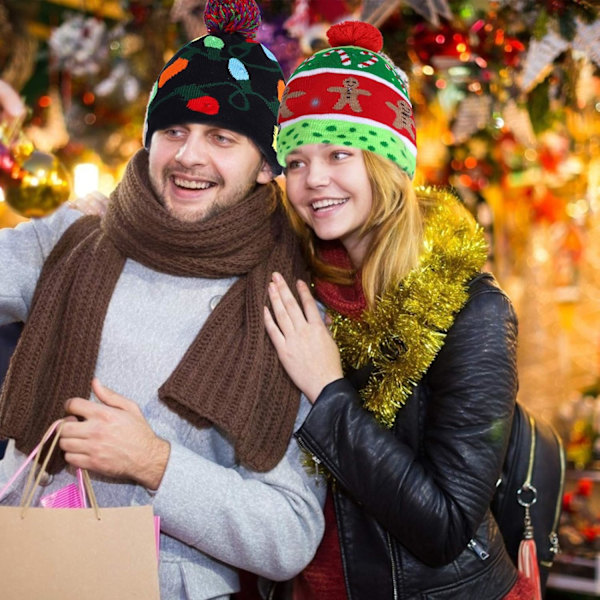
143, 0, 285, 174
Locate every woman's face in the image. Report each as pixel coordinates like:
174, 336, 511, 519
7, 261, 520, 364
284, 144, 373, 267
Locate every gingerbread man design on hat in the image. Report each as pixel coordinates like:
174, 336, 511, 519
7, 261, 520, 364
328, 77, 371, 112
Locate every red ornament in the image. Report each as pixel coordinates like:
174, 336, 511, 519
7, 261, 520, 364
578, 478, 594, 498
187, 96, 220, 115
0, 142, 15, 175
327, 21, 383, 52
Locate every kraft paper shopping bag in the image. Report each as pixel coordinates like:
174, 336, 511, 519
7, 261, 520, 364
0, 420, 161, 600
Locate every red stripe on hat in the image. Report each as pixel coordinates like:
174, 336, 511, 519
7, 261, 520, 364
280, 72, 415, 144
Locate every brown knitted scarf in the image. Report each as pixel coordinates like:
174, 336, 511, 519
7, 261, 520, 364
0, 149, 306, 473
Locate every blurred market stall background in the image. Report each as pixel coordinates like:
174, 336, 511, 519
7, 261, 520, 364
2, 1, 600, 590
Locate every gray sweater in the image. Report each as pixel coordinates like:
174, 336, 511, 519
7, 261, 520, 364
0, 205, 325, 599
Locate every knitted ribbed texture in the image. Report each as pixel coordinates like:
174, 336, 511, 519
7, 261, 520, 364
0, 149, 306, 473
204, 0, 260, 40
0, 217, 124, 473
277, 20, 416, 178
313, 240, 366, 320
143, 0, 284, 175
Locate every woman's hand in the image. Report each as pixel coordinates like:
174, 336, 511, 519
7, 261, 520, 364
69, 191, 110, 216
264, 272, 343, 403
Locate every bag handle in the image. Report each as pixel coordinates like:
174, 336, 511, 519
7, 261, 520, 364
0, 419, 100, 519
20, 420, 100, 519
0, 419, 63, 501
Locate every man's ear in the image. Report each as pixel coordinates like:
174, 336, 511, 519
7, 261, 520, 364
256, 160, 275, 184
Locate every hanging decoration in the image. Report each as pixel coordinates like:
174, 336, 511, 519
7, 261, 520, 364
25, 88, 70, 154
0, 124, 70, 218
0, 1, 38, 92
502, 99, 537, 148
406, 0, 452, 28
520, 18, 600, 91
48, 15, 109, 78
365, 0, 452, 28
451, 94, 492, 143
170, 0, 207, 40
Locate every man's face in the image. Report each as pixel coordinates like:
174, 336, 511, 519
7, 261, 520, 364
148, 123, 273, 222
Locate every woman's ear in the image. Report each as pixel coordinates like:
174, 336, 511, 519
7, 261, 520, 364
256, 160, 275, 184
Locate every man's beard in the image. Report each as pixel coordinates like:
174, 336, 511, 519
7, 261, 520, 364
150, 164, 261, 223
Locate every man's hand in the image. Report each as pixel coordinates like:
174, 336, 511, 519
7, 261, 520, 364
60, 378, 170, 490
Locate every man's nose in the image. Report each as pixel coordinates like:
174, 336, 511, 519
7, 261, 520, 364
174, 132, 208, 167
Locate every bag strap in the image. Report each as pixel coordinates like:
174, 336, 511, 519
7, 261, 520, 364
0, 419, 63, 501
517, 411, 537, 539
0, 418, 99, 519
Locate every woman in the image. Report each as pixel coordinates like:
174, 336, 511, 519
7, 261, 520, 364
264, 20, 534, 600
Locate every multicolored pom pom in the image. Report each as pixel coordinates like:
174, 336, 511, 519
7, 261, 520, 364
326, 20, 383, 52
204, 0, 261, 41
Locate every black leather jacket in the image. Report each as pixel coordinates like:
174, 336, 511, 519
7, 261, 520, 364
295, 273, 520, 600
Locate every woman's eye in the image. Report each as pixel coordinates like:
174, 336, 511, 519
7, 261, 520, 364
286, 160, 303, 170
332, 151, 350, 161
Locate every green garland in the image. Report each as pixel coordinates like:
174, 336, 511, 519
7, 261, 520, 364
328, 187, 489, 429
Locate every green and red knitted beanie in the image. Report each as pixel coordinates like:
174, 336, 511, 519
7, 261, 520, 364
143, 0, 285, 175
277, 21, 417, 179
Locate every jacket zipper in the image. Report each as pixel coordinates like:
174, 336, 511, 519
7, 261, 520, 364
468, 538, 490, 560
295, 434, 323, 476
386, 532, 399, 600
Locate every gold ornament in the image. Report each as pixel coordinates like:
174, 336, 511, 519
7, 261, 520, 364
0, 126, 71, 218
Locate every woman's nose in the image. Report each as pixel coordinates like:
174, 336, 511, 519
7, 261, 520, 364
306, 161, 330, 188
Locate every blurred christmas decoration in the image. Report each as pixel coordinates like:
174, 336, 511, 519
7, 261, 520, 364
0, 0, 38, 91
365, 0, 452, 28
39, 0, 176, 167
0, 121, 70, 218
258, 1, 302, 79
559, 477, 600, 555
520, 18, 600, 91
48, 14, 108, 78
170, 0, 206, 40
515, 223, 569, 424
25, 87, 69, 153
284, 0, 362, 55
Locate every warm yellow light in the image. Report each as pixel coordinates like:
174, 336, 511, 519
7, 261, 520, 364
74, 163, 100, 198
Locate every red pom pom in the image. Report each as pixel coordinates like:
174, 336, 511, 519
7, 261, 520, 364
326, 21, 383, 52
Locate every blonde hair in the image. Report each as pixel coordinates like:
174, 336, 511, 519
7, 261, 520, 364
282, 151, 424, 309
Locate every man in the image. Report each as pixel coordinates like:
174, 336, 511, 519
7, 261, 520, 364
0, 2, 324, 598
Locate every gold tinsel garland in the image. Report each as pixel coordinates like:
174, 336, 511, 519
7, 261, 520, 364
328, 187, 489, 428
